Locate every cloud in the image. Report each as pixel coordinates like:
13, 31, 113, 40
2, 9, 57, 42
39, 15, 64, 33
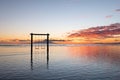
68, 23, 120, 39
0, 38, 72, 44
115, 9, 120, 12
11, 39, 30, 43
106, 15, 113, 18
35, 39, 65, 43
0, 39, 30, 44
50, 39, 71, 44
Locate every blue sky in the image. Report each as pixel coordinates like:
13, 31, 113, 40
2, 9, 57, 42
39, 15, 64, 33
0, 0, 120, 39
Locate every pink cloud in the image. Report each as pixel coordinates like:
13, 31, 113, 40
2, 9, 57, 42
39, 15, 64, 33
68, 23, 120, 39
115, 9, 120, 12
106, 15, 113, 18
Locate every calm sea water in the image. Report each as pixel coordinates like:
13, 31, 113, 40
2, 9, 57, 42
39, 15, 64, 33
0, 44, 120, 80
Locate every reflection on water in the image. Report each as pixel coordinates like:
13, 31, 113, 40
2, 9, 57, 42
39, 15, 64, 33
30, 46, 49, 70
68, 45, 120, 66
0, 44, 120, 80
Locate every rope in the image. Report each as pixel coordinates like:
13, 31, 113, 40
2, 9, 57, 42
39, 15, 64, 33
41, 36, 45, 49
35, 35, 39, 49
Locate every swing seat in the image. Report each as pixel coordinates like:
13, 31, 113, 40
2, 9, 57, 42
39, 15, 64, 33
35, 45, 39, 49
41, 47, 45, 49
35, 47, 39, 49
41, 44, 45, 49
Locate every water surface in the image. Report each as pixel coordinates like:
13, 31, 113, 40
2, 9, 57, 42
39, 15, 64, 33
0, 44, 120, 80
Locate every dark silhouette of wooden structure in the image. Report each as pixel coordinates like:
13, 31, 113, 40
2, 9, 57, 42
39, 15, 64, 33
30, 33, 49, 54
30, 33, 50, 70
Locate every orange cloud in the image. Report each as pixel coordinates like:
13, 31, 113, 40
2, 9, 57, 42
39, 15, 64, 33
0, 39, 30, 44
68, 23, 120, 43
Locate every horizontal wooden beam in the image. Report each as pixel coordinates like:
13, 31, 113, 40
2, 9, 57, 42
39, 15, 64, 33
30, 33, 49, 35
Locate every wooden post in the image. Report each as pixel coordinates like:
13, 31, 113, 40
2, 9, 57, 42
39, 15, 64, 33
31, 33, 33, 53
30, 33, 33, 61
47, 33, 49, 69
47, 34, 49, 58
47, 33, 49, 51
30, 33, 33, 70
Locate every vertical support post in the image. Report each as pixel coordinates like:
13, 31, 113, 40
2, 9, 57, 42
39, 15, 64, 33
30, 33, 33, 70
47, 33, 49, 56
31, 33, 33, 55
47, 33, 49, 69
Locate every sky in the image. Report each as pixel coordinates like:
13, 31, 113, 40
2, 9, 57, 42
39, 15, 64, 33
0, 0, 120, 44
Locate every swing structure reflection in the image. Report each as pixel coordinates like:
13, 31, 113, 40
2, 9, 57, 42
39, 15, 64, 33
30, 33, 50, 70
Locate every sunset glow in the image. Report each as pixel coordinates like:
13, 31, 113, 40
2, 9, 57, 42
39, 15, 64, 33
0, 1, 120, 80
67, 23, 120, 44
0, 0, 120, 44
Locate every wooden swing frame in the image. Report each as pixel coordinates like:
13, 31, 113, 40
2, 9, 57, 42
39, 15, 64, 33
30, 33, 49, 54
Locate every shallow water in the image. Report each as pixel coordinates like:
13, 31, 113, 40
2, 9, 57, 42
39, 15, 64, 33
0, 44, 120, 80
